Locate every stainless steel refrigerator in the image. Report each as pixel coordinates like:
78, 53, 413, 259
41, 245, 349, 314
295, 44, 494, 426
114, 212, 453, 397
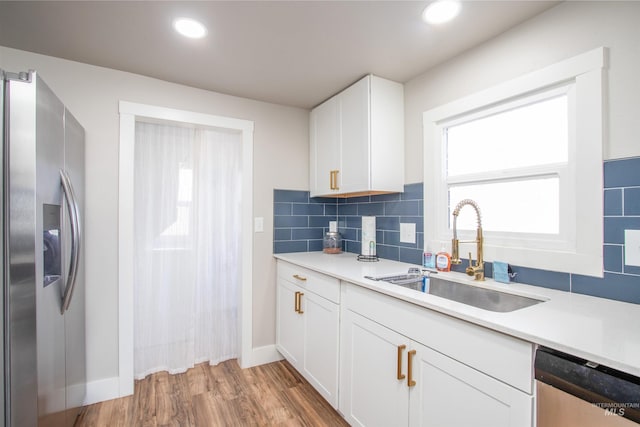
2, 70, 86, 427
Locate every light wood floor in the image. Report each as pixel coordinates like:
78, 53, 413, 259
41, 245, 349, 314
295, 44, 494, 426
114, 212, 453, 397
75, 359, 349, 426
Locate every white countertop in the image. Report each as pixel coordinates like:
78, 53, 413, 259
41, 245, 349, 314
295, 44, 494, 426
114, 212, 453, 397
274, 251, 640, 377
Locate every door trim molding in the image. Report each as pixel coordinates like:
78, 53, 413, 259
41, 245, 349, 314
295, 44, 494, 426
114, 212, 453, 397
117, 101, 254, 397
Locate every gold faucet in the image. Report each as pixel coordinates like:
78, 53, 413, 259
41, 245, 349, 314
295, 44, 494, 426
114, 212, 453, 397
451, 199, 484, 281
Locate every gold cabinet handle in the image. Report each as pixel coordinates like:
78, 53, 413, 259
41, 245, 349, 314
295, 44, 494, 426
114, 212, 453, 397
298, 292, 304, 314
293, 274, 307, 281
329, 170, 340, 190
407, 350, 417, 387
293, 291, 304, 314
397, 345, 406, 380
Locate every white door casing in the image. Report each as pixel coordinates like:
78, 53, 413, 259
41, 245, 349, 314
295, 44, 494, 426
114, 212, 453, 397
118, 101, 254, 397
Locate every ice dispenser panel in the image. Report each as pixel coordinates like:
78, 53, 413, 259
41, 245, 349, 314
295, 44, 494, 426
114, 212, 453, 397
43, 203, 61, 287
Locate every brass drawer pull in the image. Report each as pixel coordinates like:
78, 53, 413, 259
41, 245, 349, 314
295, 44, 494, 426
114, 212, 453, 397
294, 291, 304, 314
407, 349, 417, 387
329, 170, 340, 190
297, 292, 304, 314
293, 274, 307, 281
397, 344, 406, 380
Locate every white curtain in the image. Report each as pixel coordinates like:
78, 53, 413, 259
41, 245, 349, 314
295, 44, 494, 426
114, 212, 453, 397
133, 121, 241, 379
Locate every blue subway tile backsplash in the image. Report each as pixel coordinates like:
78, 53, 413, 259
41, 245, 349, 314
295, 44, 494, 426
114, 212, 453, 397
604, 157, 640, 188
273, 189, 334, 253
604, 189, 623, 216
604, 217, 640, 244
274, 158, 640, 305
624, 187, 640, 215
274, 240, 308, 254
603, 244, 623, 273
274, 189, 309, 203
571, 272, 640, 303
292, 203, 325, 216
357, 202, 385, 216
336, 182, 425, 265
511, 266, 571, 292
274, 215, 308, 228
273, 184, 425, 264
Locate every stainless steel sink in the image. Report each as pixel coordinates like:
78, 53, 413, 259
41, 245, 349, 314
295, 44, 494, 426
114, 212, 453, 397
426, 277, 544, 312
365, 271, 544, 312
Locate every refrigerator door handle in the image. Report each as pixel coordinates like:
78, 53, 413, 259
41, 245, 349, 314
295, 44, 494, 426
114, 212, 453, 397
60, 169, 81, 314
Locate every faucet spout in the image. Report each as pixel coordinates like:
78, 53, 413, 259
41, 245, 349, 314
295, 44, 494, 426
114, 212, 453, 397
451, 199, 484, 281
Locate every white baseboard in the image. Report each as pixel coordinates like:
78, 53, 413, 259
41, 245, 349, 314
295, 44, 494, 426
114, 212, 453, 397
240, 344, 283, 368
84, 376, 121, 406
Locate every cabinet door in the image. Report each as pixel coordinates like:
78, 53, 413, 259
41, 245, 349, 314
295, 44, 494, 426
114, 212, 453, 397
369, 75, 404, 192
339, 76, 370, 194
408, 341, 533, 427
310, 96, 340, 196
276, 279, 304, 367
340, 310, 409, 427
301, 291, 340, 408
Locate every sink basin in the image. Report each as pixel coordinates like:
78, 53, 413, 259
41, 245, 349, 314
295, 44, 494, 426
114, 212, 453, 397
366, 272, 544, 312
425, 277, 544, 312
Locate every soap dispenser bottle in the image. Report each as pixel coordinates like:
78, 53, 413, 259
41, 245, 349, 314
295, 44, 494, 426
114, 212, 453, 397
423, 246, 436, 269
435, 246, 451, 272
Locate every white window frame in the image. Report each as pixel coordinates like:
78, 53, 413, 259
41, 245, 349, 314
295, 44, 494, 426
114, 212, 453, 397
444, 85, 574, 249
423, 47, 606, 277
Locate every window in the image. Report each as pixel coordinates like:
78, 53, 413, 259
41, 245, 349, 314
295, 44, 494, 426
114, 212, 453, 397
158, 164, 194, 239
423, 48, 606, 277
445, 86, 572, 245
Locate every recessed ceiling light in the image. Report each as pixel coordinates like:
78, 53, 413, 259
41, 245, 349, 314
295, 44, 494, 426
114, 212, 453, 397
173, 17, 208, 39
422, 0, 461, 25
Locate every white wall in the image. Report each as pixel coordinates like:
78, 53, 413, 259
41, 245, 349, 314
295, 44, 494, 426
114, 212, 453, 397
0, 47, 309, 385
404, 1, 640, 183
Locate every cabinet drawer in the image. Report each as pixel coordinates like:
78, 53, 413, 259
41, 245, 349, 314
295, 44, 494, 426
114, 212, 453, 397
277, 261, 340, 304
343, 282, 534, 394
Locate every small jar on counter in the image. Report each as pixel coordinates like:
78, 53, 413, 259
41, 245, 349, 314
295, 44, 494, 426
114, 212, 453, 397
323, 232, 342, 254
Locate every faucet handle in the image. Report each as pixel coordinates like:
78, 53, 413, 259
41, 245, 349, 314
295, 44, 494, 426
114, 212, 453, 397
468, 252, 473, 267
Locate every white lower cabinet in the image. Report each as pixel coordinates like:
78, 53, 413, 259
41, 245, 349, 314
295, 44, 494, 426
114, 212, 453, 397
340, 310, 410, 426
275, 261, 340, 408
409, 341, 532, 427
340, 284, 533, 427
275, 260, 534, 426
300, 290, 339, 404
276, 279, 305, 365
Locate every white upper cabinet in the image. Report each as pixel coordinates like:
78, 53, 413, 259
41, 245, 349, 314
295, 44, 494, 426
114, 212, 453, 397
310, 75, 404, 198
310, 97, 340, 196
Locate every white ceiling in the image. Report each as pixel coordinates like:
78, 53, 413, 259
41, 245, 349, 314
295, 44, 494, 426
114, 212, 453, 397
0, 1, 559, 109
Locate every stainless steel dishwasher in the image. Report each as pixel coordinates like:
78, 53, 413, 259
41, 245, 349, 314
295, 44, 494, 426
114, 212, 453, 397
535, 346, 640, 426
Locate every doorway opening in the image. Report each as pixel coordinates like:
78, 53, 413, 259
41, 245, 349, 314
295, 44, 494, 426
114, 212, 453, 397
133, 120, 241, 378
118, 102, 253, 397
